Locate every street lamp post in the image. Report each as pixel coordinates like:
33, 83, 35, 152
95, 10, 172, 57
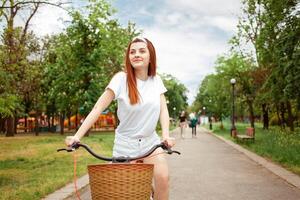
208, 99, 212, 130
230, 78, 236, 137
173, 107, 176, 124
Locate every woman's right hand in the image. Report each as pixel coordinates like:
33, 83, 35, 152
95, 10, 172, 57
65, 135, 80, 147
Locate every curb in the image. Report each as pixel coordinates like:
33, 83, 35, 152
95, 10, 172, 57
201, 127, 300, 189
42, 175, 89, 200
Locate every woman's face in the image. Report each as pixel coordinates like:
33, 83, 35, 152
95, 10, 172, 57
129, 42, 150, 70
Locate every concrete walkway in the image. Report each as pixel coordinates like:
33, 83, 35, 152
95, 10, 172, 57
169, 127, 300, 200
43, 127, 300, 200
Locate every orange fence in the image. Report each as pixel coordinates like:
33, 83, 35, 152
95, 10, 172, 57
64, 113, 116, 129
17, 112, 116, 132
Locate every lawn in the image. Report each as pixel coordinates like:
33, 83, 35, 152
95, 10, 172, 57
0, 123, 177, 200
0, 132, 115, 200
208, 121, 300, 176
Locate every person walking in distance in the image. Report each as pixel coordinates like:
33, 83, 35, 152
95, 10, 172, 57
190, 112, 198, 138
65, 37, 175, 200
179, 111, 187, 139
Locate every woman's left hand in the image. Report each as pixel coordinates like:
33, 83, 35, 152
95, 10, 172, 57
163, 137, 175, 148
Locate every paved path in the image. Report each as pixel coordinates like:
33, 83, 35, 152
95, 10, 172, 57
168, 127, 300, 200
45, 127, 300, 200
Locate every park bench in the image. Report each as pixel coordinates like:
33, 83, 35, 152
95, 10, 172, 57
236, 127, 255, 142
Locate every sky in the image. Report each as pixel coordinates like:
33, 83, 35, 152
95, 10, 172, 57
30, 0, 243, 104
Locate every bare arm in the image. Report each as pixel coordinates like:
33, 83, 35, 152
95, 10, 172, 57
65, 89, 115, 146
159, 94, 170, 138
159, 94, 175, 147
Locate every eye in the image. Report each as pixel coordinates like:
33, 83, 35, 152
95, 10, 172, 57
129, 50, 135, 54
140, 49, 146, 53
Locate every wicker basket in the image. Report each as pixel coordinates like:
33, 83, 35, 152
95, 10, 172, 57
87, 163, 154, 200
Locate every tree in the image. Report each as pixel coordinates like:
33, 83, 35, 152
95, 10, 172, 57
43, 0, 137, 134
0, 0, 69, 136
215, 54, 258, 128
161, 74, 188, 119
193, 74, 231, 128
230, 0, 299, 131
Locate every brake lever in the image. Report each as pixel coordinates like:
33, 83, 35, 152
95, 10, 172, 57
71, 142, 80, 149
166, 149, 181, 155
57, 142, 80, 152
172, 150, 181, 155
161, 143, 181, 155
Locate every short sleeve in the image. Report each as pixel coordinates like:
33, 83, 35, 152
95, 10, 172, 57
156, 75, 167, 94
106, 72, 125, 99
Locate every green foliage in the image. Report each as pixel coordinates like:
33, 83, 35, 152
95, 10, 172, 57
161, 74, 188, 118
194, 53, 258, 123
0, 94, 19, 117
195, 0, 300, 131
42, 0, 138, 117
0, 0, 140, 130
273, 12, 300, 102
193, 73, 231, 120
0, 20, 45, 119
269, 114, 280, 126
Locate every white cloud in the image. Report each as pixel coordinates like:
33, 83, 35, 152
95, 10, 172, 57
165, 0, 242, 16
143, 26, 229, 104
136, 0, 242, 104
204, 16, 239, 32
31, 5, 71, 36
26, 0, 243, 105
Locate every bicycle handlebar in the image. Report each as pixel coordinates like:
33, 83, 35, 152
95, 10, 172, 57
57, 142, 180, 163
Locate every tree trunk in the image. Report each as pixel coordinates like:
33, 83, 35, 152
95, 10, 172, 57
280, 102, 286, 129
275, 103, 282, 127
6, 117, 15, 137
247, 100, 255, 128
60, 113, 65, 135
47, 116, 51, 132
262, 103, 269, 130
220, 118, 224, 130
14, 116, 18, 134
286, 101, 294, 131
35, 112, 39, 136
75, 112, 78, 131
67, 112, 71, 130
25, 116, 28, 132
0, 117, 6, 133
51, 113, 55, 132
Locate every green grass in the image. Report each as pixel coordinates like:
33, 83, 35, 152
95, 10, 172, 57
208, 121, 300, 176
0, 124, 177, 200
0, 132, 115, 200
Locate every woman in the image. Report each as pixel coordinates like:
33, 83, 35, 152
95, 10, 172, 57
179, 111, 187, 138
189, 112, 198, 138
65, 37, 175, 200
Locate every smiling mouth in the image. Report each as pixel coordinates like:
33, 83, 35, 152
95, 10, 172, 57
132, 59, 143, 62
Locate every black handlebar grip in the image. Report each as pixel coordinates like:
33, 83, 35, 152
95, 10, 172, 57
57, 148, 66, 152
57, 148, 74, 152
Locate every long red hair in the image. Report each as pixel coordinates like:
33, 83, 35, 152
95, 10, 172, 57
125, 38, 157, 104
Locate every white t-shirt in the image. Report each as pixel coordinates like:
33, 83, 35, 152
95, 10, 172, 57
106, 71, 167, 157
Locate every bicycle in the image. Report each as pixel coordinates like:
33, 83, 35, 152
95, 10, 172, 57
57, 142, 180, 200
